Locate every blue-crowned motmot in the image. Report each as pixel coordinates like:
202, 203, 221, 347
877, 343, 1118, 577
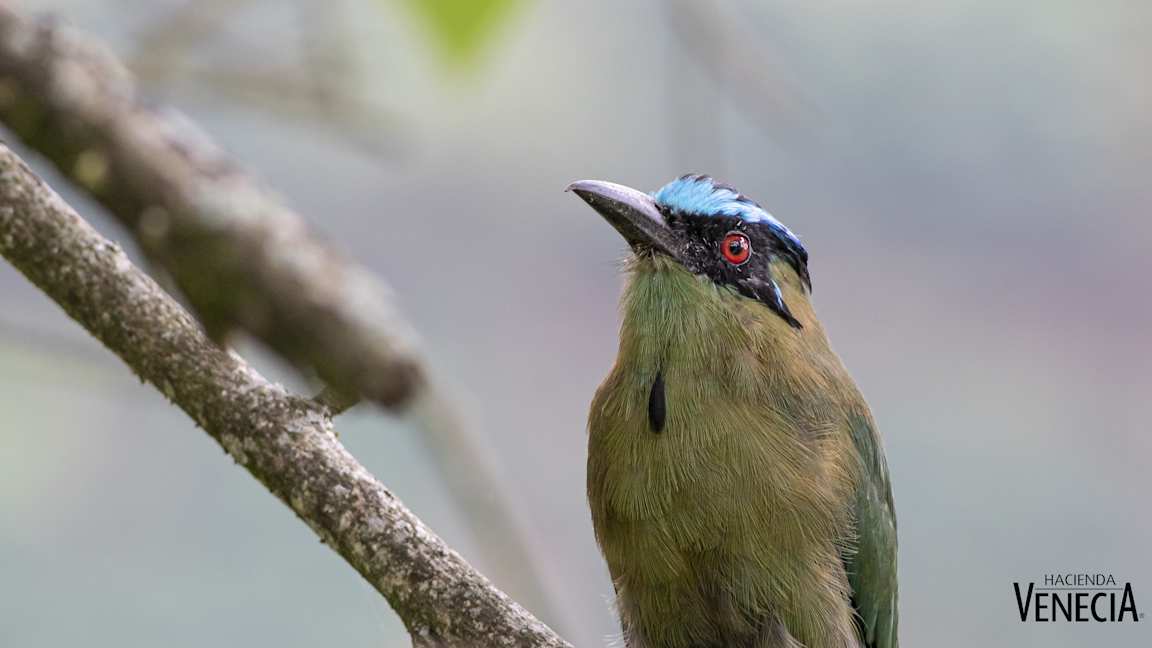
568, 175, 898, 648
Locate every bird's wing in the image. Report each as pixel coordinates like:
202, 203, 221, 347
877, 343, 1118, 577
844, 414, 899, 648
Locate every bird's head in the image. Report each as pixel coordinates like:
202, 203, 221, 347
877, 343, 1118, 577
568, 174, 810, 328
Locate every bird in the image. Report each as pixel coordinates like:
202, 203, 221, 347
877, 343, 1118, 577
568, 175, 898, 648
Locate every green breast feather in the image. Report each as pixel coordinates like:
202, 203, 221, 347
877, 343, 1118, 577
588, 259, 897, 648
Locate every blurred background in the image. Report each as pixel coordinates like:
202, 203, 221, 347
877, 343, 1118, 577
1, 0, 1150, 646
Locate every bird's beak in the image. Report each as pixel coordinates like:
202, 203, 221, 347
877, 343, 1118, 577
567, 180, 680, 258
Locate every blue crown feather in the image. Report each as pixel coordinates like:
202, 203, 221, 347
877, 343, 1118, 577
652, 174, 804, 253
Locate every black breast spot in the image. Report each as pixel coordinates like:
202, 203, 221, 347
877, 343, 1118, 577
648, 370, 666, 434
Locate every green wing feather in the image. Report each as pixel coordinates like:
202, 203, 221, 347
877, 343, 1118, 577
845, 415, 899, 648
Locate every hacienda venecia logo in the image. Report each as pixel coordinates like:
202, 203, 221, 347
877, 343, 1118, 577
1014, 573, 1143, 622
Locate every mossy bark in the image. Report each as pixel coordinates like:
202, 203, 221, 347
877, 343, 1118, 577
0, 142, 569, 648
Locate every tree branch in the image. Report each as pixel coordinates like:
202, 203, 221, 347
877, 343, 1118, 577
0, 141, 569, 648
0, 0, 413, 406
0, 2, 562, 623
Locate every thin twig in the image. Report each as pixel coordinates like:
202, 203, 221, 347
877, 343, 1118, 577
0, 141, 570, 648
664, 0, 815, 138
127, 0, 400, 157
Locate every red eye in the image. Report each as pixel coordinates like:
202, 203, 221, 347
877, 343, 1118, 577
721, 232, 751, 265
